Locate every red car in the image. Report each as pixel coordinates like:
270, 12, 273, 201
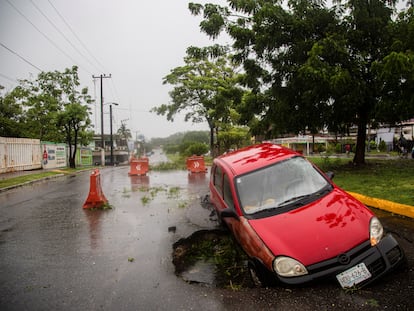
209, 142, 405, 288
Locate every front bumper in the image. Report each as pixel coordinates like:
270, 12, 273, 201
277, 234, 405, 287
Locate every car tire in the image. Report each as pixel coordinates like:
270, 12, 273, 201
248, 260, 274, 288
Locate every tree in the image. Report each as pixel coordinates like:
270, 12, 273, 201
217, 126, 251, 151
182, 131, 209, 145
373, 7, 414, 127
190, 0, 412, 165
190, 1, 340, 142
117, 121, 132, 151
7, 66, 93, 168
0, 86, 26, 137
57, 101, 92, 168
152, 45, 245, 156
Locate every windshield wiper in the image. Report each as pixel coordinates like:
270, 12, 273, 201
315, 185, 333, 197
277, 194, 312, 207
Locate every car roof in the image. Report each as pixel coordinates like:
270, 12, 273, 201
215, 142, 300, 176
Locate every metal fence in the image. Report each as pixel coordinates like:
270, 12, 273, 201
0, 137, 42, 173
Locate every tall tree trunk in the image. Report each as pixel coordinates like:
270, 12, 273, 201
353, 113, 367, 165
68, 144, 75, 168
209, 126, 215, 158
70, 129, 78, 169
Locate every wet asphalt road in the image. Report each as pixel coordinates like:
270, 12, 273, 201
0, 151, 413, 311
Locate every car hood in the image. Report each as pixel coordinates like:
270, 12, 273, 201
248, 188, 373, 266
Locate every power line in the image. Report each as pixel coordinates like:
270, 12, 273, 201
4, 0, 92, 75
0, 72, 17, 83
46, 0, 107, 73
28, 0, 101, 73
0, 42, 43, 72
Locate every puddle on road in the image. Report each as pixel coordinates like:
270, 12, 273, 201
172, 229, 253, 289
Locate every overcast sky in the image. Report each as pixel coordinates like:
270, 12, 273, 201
0, 0, 229, 140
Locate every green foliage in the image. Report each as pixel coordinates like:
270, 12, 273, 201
217, 126, 250, 151
153, 131, 211, 158
378, 140, 387, 152
335, 143, 342, 154
191, 1, 413, 165
163, 144, 180, 155
0, 66, 93, 168
368, 140, 377, 151
152, 46, 246, 156
182, 131, 209, 144
184, 142, 209, 156
0, 86, 25, 137
117, 122, 132, 139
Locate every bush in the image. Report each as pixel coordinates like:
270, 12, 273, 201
316, 144, 325, 153
185, 142, 209, 157
378, 140, 387, 152
368, 140, 377, 151
335, 143, 342, 153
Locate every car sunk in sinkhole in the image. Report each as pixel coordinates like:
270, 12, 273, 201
209, 142, 405, 288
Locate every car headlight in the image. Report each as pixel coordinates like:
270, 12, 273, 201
370, 216, 384, 246
274, 256, 308, 277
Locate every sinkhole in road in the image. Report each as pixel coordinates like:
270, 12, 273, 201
172, 229, 254, 289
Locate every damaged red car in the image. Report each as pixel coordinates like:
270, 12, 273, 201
209, 142, 405, 288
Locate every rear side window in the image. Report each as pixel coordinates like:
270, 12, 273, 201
212, 164, 234, 208
223, 174, 234, 208
213, 164, 223, 194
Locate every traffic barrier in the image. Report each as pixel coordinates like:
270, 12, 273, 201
128, 157, 149, 176
83, 169, 108, 209
186, 155, 207, 173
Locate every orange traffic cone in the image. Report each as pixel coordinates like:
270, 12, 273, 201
83, 169, 108, 209
186, 155, 207, 173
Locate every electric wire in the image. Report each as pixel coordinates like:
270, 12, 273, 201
0, 72, 17, 83
44, 1, 122, 108
46, 0, 107, 73
28, 0, 101, 73
4, 0, 92, 75
0, 42, 43, 72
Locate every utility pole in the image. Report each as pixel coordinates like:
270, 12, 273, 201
109, 103, 119, 166
92, 74, 111, 165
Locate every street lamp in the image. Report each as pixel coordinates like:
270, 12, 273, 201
108, 103, 119, 165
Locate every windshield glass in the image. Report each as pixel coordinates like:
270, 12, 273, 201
236, 157, 330, 215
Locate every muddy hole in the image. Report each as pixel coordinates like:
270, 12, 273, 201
172, 229, 254, 289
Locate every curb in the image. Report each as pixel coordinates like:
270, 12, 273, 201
348, 191, 414, 219
0, 173, 66, 193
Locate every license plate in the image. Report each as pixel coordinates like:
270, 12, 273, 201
336, 263, 372, 288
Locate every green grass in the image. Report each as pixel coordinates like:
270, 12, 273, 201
308, 157, 414, 206
0, 168, 93, 189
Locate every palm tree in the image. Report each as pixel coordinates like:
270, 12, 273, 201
117, 122, 132, 151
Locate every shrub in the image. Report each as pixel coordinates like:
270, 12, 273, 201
378, 140, 387, 152
335, 143, 342, 153
185, 142, 209, 156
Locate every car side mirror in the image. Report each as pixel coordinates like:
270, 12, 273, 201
326, 171, 335, 180
220, 207, 239, 220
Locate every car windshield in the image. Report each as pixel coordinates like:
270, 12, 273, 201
236, 156, 330, 215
